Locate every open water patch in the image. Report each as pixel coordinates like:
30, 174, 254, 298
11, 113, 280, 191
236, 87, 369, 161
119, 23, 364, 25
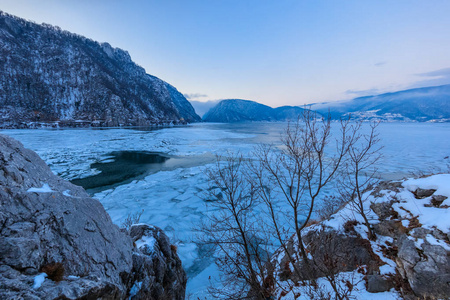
71, 151, 170, 193
71, 150, 216, 194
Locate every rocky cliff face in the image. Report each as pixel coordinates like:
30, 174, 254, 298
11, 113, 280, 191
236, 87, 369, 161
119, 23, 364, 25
202, 99, 308, 122
0, 11, 200, 128
0, 134, 187, 299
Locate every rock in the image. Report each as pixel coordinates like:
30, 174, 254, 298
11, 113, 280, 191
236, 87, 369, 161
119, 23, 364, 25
430, 194, 447, 207
129, 224, 187, 300
370, 201, 395, 220
409, 227, 432, 239
413, 188, 436, 199
299, 229, 383, 279
366, 274, 394, 293
373, 220, 407, 238
0, 134, 186, 299
395, 235, 450, 299
370, 181, 403, 197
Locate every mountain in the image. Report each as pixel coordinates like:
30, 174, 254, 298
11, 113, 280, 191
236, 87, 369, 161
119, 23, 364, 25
203, 99, 308, 122
311, 84, 450, 122
0, 11, 200, 128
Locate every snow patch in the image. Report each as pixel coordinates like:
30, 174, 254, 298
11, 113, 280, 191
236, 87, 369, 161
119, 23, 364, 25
135, 235, 157, 252
27, 183, 54, 193
32, 273, 47, 289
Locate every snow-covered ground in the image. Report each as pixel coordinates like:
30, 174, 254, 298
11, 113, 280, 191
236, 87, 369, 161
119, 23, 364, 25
1, 122, 449, 298
276, 173, 450, 299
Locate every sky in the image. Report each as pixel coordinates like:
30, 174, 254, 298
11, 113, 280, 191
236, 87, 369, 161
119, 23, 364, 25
1, 0, 450, 107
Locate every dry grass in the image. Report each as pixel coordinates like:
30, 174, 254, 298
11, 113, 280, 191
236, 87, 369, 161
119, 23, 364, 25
41, 262, 65, 282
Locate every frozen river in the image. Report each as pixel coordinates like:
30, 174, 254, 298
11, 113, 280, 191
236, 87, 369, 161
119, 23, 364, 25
2, 122, 450, 298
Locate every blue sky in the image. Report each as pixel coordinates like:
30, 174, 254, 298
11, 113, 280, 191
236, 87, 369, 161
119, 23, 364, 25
1, 0, 450, 106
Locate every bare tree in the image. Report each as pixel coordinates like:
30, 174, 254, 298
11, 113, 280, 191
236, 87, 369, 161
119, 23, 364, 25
199, 112, 381, 298
338, 122, 382, 240
249, 110, 355, 271
198, 153, 272, 299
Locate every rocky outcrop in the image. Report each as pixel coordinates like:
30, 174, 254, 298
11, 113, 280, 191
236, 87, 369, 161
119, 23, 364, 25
371, 186, 450, 299
271, 177, 450, 299
0, 134, 186, 299
0, 11, 200, 128
128, 225, 187, 299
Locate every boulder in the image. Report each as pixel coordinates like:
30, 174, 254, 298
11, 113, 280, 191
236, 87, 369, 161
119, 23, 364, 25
366, 274, 394, 293
413, 188, 436, 199
0, 134, 186, 299
396, 235, 450, 299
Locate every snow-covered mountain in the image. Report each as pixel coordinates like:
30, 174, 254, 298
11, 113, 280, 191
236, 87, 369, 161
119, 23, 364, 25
203, 99, 307, 122
311, 84, 450, 122
0, 11, 200, 128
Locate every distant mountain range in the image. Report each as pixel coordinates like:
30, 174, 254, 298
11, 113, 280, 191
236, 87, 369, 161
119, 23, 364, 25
311, 84, 450, 122
0, 11, 200, 128
202, 85, 450, 123
203, 99, 307, 122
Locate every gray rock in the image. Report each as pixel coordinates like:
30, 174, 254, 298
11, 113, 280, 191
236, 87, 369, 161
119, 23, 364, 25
366, 274, 394, 293
373, 220, 407, 238
410, 227, 432, 239
370, 201, 395, 220
0, 134, 186, 299
395, 235, 450, 299
430, 194, 447, 207
414, 188, 436, 199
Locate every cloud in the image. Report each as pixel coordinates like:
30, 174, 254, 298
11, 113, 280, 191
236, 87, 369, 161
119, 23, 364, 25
345, 88, 380, 97
409, 67, 450, 89
183, 93, 208, 100
416, 67, 450, 78
374, 61, 387, 67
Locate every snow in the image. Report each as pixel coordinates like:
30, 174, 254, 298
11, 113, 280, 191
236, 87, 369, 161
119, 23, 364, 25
277, 272, 400, 300
27, 183, 54, 193
403, 174, 450, 199
135, 235, 156, 251
391, 174, 450, 233
32, 273, 47, 289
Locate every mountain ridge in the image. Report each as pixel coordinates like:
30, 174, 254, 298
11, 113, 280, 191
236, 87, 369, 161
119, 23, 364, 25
311, 84, 450, 122
0, 11, 200, 128
203, 99, 308, 122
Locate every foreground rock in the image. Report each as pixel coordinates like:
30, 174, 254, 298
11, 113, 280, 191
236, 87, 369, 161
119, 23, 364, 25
271, 175, 450, 299
0, 134, 186, 299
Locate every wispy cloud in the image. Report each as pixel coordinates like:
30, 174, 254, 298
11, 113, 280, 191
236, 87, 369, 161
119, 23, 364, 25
374, 61, 387, 67
345, 88, 380, 97
410, 67, 450, 88
183, 93, 208, 100
416, 67, 450, 78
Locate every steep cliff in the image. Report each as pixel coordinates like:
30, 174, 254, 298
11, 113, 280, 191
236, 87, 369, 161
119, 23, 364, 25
0, 11, 200, 128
